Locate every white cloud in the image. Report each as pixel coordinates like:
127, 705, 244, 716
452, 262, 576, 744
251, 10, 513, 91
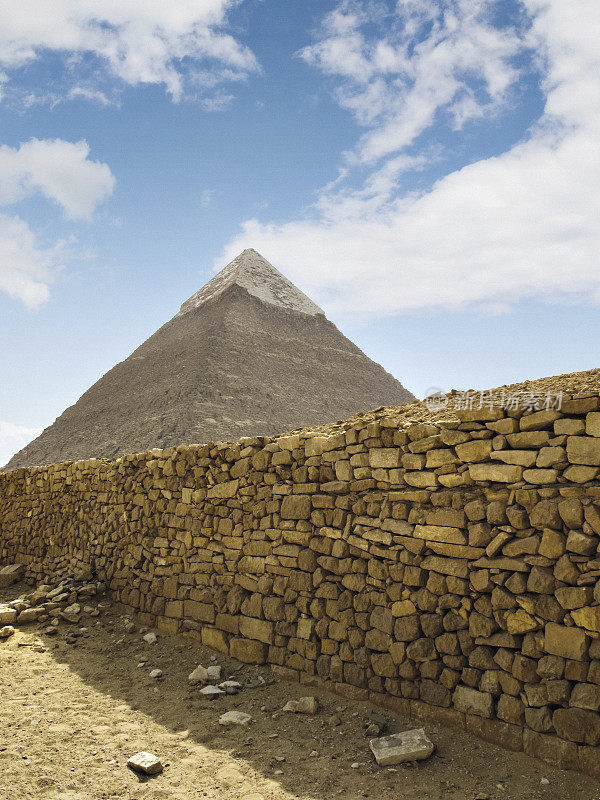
0, 0, 258, 103
222, 0, 600, 320
0, 138, 115, 219
0, 214, 61, 308
0, 420, 43, 467
0, 138, 114, 307
300, 0, 524, 164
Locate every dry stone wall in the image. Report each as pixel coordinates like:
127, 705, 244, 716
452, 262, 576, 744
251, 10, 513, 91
2, 395, 600, 777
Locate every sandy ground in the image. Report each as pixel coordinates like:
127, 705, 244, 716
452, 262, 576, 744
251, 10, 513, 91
1, 582, 599, 800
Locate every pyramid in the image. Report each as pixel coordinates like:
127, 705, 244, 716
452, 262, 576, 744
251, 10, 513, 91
4, 250, 416, 469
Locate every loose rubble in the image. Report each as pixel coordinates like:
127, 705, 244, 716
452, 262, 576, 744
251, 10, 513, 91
0, 571, 105, 644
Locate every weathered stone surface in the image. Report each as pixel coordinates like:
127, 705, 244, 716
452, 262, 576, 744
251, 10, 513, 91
544, 623, 589, 661
219, 711, 252, 726
280, 495, 311, 519
552, 708, 600, 745
567, 436, 600, 465
0, 606, 17, 624
452, 686, 494, 718
413, 525, 467, 545
455, 440, 493, 462
127, 752, 163, 775
570, 607, 600, 633
369, 448, 401, 468
491, 450, 537, 467
369, 728, 434, 765
468, 464, 523, 483
207, 480, 239, 499
282, 696, 319, 714
0, 563, 24, 587
229, 638, 267, 664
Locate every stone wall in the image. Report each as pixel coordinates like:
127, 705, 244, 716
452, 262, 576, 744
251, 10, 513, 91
2, 395, 600, 777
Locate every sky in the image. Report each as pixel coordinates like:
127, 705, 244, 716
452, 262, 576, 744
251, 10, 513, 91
1, 0, 599, 465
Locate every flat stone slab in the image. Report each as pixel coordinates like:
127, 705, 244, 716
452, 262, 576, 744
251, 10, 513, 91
127, 751, 163, 775
369, 728, 435, 766
219, 711, 252, 726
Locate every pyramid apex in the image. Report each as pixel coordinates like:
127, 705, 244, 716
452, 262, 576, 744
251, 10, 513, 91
177, 249, 324, 318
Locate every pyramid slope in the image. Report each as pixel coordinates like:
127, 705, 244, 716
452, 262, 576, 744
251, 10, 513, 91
4, 253, 415, 469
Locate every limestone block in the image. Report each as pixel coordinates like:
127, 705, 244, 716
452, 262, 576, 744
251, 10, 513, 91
570, 682, 600, 711
586, 412, 600, 437
570, 606, 600, 633
554, 418, 585, 435
238, 616, 274, 644
539, 528, 566, 559
505, 431, 550, 449
567, 436, 600, 465
523, 469, 558, 485
0, 606, 17, 624
413, 525, 467, 545
229, 637, 268, 664
468, 464, 523, 483
563, 465, 599, 483
404, 471, 438, 488
452, 685, 494, 718
420, 556, 469, 578
369, 728, 435, 765
554, 586, 593, 610
206, 479, 239, 499
552, 708, 600, 745
520, 409, 561, 430
544, 622, 589, 661
455, 440, 493, 462
369, 448, 401, 468
280, 495, 311, 519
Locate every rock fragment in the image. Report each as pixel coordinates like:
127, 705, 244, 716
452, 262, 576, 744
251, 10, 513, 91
127, 751, 163, 775
369, 728, 435, 766
219, 710, 252, 726
0, 564, 24, 588
282, 696, 319, 714
199, 685, 224, 699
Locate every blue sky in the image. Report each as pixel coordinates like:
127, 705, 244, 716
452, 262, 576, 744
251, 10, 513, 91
1, 0, 599, 463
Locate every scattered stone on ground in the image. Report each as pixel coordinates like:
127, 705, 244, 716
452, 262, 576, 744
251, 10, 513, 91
200, 684, 225, 699
219, 710, 253, 726
1, 577, 599, 799
149, 669, 162, 679
282, 696, 319, 714
369, 728, 436, 766
188, 663, 222, 685
126, 751, 163, 775
143, 632, 157, 644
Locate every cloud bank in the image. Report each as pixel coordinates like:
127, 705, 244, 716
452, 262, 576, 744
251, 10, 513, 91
0, 0, 258, 103
0, 138, 115, 307
222, 0, 600, 319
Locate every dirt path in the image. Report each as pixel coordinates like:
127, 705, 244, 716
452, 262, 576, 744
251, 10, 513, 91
1, 584, 599, 800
